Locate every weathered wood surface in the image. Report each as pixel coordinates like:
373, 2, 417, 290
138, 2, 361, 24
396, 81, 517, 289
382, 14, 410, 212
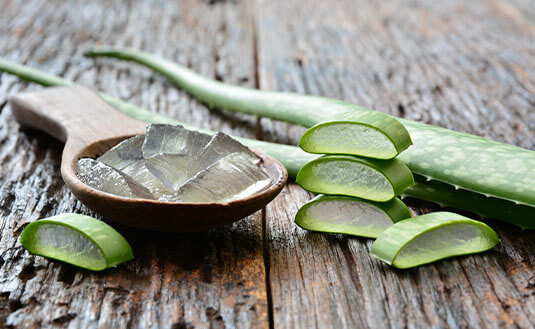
257, 1, 535, 328
0, 1, 268, 328
1, 0, 535, 328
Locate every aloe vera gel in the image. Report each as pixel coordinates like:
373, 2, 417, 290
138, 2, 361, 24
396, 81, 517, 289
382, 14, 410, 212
77, 124, 273, 202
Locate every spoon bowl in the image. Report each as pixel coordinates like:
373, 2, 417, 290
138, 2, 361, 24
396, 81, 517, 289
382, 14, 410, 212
9, 86, 287, 232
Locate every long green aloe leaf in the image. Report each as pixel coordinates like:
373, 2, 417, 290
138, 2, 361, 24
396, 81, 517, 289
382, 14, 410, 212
1, 58, 534, 228
83, 48, 535, 216
404, 175, 535, 229
85, 50, 412, 160
20, 213, 133, 271
0, 57, 317, 177
296, 155, 414, 201
370, 212, 499, 269
295, 195, 411, 238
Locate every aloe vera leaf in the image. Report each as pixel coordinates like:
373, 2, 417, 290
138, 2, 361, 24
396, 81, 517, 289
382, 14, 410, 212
404, 175, 535, 230
0, 57, 317, 177
296, 155, 414, 202
370, 212, 499, 269
20, 213, 133, 271
85, 48, 411, 159
295, 195, 411, 238
83, 48, 535, 214
1, 58, 534, 228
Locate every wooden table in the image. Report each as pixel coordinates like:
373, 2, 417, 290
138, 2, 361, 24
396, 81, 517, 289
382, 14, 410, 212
1, 0, 535, 328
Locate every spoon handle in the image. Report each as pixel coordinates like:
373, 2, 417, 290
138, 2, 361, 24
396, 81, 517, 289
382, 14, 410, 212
8, 86, 146, 158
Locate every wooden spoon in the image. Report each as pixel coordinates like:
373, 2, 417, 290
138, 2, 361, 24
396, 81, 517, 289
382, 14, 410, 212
9, 86, 287, 232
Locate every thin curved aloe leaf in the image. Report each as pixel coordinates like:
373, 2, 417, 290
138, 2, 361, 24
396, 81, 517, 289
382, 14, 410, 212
404, 175, 535, 229
296, 155, 414, 202
82, 48, 535, 224
20, 213, 133, 271
295, 195, 411, 238
85, 48, 411, 159
370, 212, 499, 269
1, 58, 533, 229
0, 57, 317, 177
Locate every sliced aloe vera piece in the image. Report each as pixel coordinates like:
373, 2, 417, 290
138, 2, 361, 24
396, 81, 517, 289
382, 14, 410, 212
296, 155, 414, 202
370, 212, 499, 269
20, 213, 134, 271
299, 111, 412, 159
295, 195, 411, 238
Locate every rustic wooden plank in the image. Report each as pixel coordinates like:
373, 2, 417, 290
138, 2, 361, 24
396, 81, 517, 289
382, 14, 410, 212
256, 0, 535, 328
0, 0, 268, 328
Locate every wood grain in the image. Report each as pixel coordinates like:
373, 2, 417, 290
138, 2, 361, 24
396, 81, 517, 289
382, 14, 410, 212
1, 0, 535, 328
0, 0, 268, 328
256, 0, 535, 328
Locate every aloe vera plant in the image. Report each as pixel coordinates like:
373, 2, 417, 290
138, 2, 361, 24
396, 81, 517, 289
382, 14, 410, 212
84, 50, 412, 160
370, 212, 499, 269
296, 155, 414, 201
295, 195, 411, 238
21, 213, 133, 271
1, 58, 534, 228
82, 48, 535, 223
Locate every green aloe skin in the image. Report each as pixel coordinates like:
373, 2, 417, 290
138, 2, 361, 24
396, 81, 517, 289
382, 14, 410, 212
370, 212, 499, 269
295, 195, 411, 238
404, 175, 535, 229
296, 155, 414, 202
1, 57, 534, 228
20, 213, 134, 271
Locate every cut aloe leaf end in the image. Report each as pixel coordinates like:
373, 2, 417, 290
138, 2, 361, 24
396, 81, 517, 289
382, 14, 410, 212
295, 195, 411, 238
370, 212, 499, 269
20, 213, 134, 271
299, 111, 412, 159
296, 155, 414, 202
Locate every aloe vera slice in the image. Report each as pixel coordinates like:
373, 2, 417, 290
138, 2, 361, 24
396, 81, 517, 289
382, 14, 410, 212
296, 155, 414, 202
299, 111, 412, 159
370, 212, 499, 269
295, 195, 411, 238
20, 213, 134, 271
